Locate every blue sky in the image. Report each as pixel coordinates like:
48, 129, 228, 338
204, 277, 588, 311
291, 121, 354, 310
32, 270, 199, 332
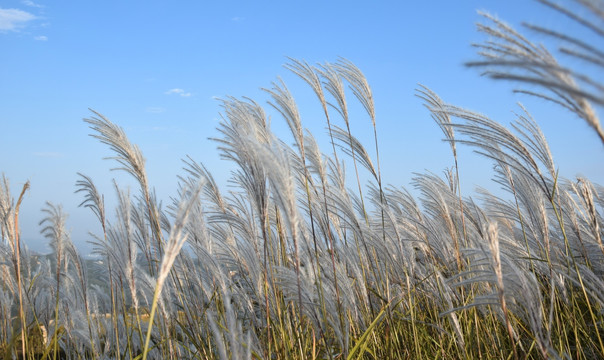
1, 0, 602, 254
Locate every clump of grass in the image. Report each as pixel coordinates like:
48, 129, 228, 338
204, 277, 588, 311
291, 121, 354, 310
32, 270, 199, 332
1, 1, 603, 359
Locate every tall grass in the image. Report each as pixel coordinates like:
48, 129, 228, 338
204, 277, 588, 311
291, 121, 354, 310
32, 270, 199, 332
1, 1, 603, 359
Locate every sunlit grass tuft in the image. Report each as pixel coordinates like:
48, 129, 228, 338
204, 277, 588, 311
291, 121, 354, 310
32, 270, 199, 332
1, 1, 603, 359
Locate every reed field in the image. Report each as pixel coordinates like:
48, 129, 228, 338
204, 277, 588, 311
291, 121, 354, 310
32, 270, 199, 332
1, 1, 604, 359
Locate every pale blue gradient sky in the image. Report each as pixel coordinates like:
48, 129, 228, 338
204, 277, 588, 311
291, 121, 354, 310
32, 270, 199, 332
1, 0, 602, 254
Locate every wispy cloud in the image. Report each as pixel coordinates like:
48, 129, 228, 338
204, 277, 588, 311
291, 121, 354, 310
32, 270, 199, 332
165, 88, 192, 97
146, 106, 166, 113
33, 151, 63, 158
0, 8, 36, 31
231, 16, 244, 22
21, 0, 44, 8
34, 35, 47, 41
